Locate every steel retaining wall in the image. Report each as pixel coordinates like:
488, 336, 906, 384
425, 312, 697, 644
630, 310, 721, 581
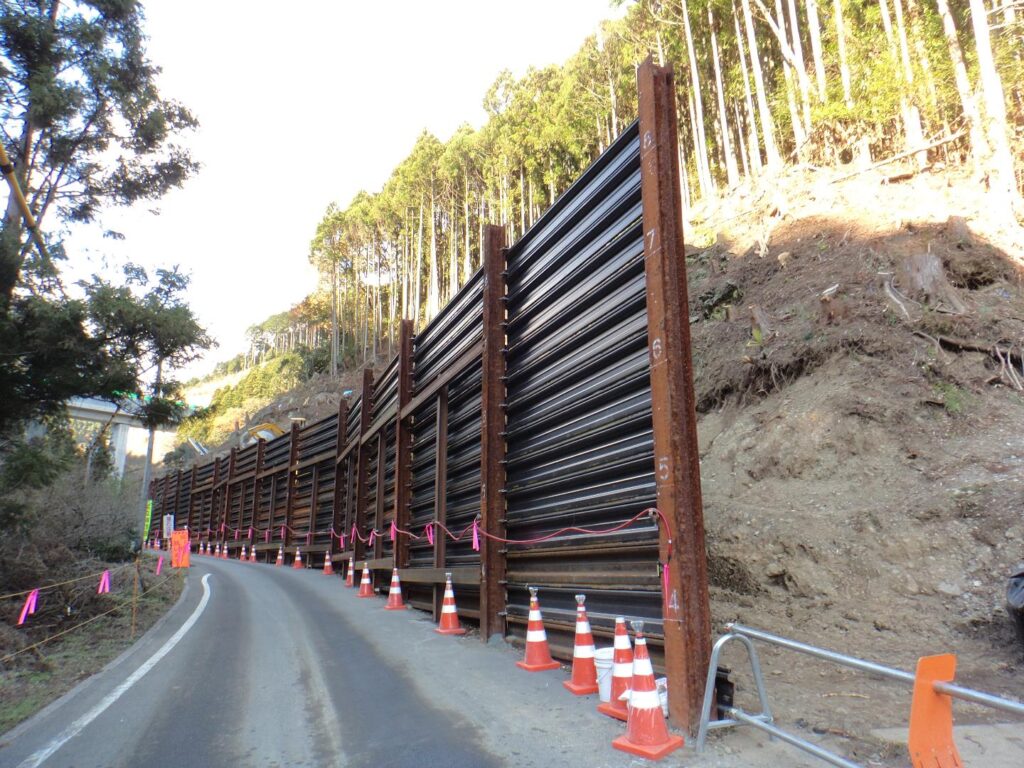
148, 62, 709, 727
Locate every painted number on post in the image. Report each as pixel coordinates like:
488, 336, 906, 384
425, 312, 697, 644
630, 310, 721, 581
646, 228, 658, 252
651, 337, 663, 361
657, 456, 670, 481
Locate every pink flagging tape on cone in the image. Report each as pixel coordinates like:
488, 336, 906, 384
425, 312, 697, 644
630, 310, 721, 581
97, 570, 111, 595
516, 586, 560, 672
597, 616, 633, 721
612, 621, 684, 761
563, 594, 599, 695
292, 547, 303, 569
436, 572, 466, 635
17, 589, 39, 626
357, 566, 373, 597
384, 568, 407, 610
345, 556, 355, 587
156, 557, 164, 576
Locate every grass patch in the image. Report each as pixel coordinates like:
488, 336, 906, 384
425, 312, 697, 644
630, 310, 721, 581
0, 562, 185, 734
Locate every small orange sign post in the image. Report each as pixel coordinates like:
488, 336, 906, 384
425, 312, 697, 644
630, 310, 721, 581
170, 530, 191, 569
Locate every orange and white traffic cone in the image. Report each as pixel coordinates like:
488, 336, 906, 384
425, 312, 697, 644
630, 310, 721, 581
597, 616, 633, 721
384, 568, 407, 609
382, 569, 405, 610
357, 565, 373, 597
516, 587, 561, 672
240, 545, 247, 561
345, 556, 355, 587
563, 594, 599, 695
213, 543, 220, 558
435, 572, 466, 635
249, 544, 257, 563
323, 552, 334, 575
612, 621, 684, 761
293, 547, 303, 569
275, 545, 284, 567
221, 543, 228, 559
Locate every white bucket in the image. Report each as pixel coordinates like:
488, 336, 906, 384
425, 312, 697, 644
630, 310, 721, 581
656, 677, 669, 717
595, 647, 615, 702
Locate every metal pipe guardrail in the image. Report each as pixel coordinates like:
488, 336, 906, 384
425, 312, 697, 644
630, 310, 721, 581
699, 623, 1024, 767
727, 623, 1024, 718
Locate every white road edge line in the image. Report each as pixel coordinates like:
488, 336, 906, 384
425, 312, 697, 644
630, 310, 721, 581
18, 573, 213, 768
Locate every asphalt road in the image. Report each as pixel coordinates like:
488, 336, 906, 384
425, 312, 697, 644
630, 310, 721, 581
0, 556, 852, 768
0, 557, 500, 768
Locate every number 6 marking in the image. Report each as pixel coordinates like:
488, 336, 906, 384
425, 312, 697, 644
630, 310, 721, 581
651, 337, 663, 360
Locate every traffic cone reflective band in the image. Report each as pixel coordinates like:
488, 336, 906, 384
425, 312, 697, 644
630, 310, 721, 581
240, 545, 247, 561
275, 546, 284, 567
436, 572, 466, 635
323, 552, 334, 575
563, 594, 599, 695
293, 547, 303, 569
612, 621, 684, 761
516, 586, 560, 672
384, 568, 407, 610
345, 556, 355, 587
357, 566, 373, 597
597, 616, 633, 720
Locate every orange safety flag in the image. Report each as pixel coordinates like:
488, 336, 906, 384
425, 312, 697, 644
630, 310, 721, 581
170, 530, 191, 568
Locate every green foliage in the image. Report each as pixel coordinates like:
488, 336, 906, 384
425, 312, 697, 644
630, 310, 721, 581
933, 381, 968, 414
0, 0, 198, 298
177, 352, 308, 445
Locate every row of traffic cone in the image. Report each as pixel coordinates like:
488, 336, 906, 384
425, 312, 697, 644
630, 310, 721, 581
188, 544, 675, 759
518, 588, 683, 761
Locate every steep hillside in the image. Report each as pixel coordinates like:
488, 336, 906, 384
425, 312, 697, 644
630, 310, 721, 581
178, 165, 1023, 760
688, 165, 1023, 758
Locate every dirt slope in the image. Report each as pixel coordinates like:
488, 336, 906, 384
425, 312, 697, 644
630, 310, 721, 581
688, 165, 1024, 763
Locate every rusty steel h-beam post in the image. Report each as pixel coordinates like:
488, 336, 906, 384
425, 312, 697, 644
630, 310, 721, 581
637, 58, 712, 734
283, 425, 299, 549
331, 399, 349, 556
353, 368, 374, 566
393, 319, 414, 569
432, 384, 449, 620
250, 439, 265, 543
479, 224, 508, 641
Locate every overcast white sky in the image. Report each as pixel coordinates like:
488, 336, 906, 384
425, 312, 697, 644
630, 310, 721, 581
60, 0, 626, 378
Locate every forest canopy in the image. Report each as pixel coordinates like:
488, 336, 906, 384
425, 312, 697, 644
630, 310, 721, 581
238, 0, 1021, 373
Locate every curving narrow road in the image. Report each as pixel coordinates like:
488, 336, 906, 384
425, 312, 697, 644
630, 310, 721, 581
0, 557, 506, 768
0, 557, 839, 768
